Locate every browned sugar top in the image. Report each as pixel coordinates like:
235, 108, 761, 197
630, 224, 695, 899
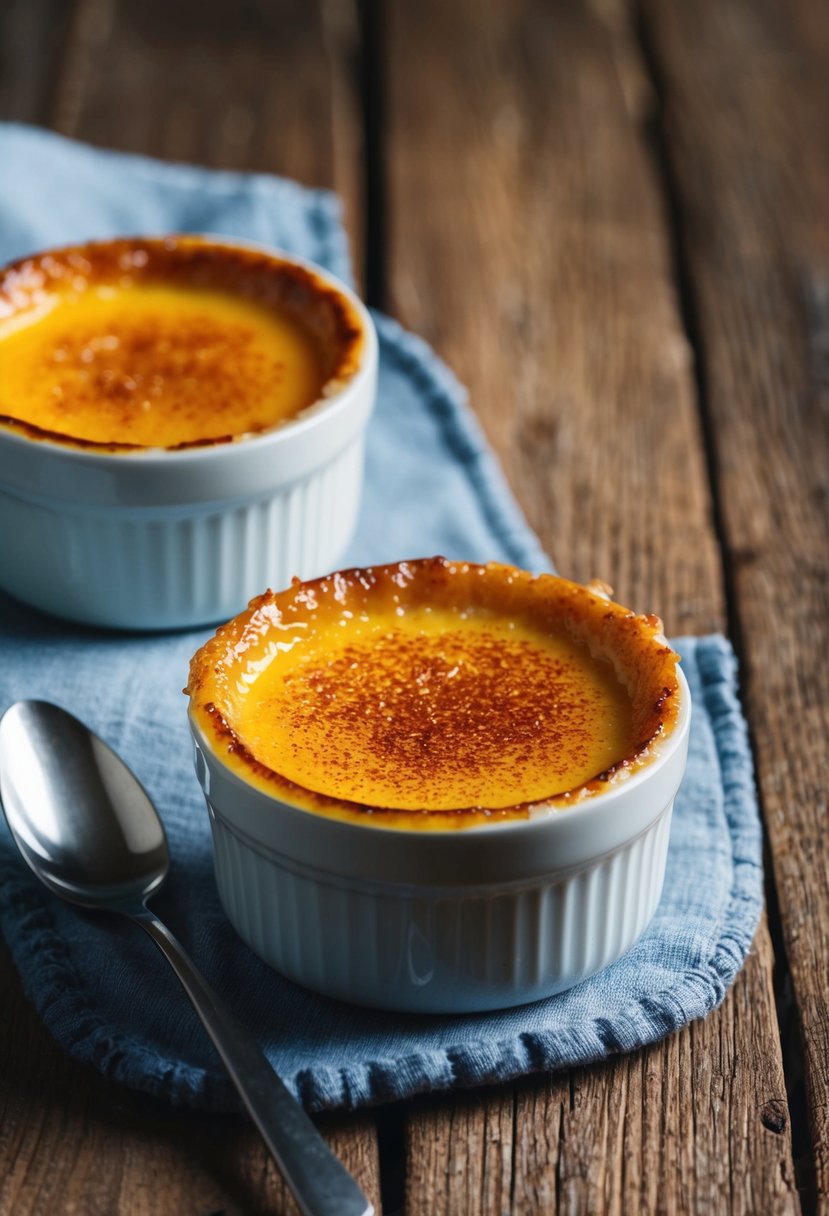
234, 608, 634, 811
0, 236, 364, 450
187, 558, 681, 825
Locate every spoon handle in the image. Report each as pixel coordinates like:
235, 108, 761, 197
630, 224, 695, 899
134, 910, 373, 1216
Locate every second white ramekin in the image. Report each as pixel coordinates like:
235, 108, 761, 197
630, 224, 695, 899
0, 242, 377, 630
189, 668, 691, 1014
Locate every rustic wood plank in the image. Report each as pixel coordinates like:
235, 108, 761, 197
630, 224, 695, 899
51, 0, 365, 283
385, 0, 719, 636
385, 0, 799, 1210
0, 0, 74, 124
0, 942, 381, 1216
640, 0, 829, 1206
405, 1091, 515, 1213
0, 1, 378, 1212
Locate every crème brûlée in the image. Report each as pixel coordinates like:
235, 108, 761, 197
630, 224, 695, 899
187, 558, 681, 828
0, 236, 363, 450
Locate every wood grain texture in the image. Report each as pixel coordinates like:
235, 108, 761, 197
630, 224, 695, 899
51, 0, 365, 283
384, 0, 799, 1210
0, 0, 74, 124
0, 0, 824, 1209
385, 0, 718, 635
405, 1091, 515, 1214
641, 0, 829, 1206
0, 2, 378, 1212
0, 942, 380, 1216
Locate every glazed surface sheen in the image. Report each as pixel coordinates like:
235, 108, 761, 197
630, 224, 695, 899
188, 559, 681, 824
238, 607, 631, 810
0, 285, 326, 448
0, 237, 363, 450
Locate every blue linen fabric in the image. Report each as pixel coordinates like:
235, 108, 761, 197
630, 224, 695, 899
0, 125, 763, 1113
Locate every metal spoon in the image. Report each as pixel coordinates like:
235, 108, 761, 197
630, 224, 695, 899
0, 700, 373, 1216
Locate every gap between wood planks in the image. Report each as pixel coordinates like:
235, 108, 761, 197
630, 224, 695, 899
11, 0, 802, 1209
356, 0, 386, 309
631, 5, 814, 1212
356, 0, 803, 1211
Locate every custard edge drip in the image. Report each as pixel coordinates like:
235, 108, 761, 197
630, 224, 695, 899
187, 559, 682, 827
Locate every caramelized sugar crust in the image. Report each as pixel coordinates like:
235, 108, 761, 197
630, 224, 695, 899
0, 236, 364, 451
187, 559, 681, 828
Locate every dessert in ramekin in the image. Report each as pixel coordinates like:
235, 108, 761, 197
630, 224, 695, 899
187, 559, 690, 1013
0, 236, 377, 629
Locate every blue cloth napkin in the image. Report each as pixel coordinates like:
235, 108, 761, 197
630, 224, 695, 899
0, 125, 763, 1113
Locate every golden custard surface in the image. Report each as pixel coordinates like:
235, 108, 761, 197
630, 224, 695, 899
0, 283, 327, 448
235, 605, 633, 811
188, 560, 681, 825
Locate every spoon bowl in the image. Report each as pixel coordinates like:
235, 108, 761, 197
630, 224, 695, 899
0, 699, 372, 1216
0, 700, 168, 907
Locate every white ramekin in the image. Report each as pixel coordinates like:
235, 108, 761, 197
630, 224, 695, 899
189, 667, 690, 1014
0, 242, 377, 630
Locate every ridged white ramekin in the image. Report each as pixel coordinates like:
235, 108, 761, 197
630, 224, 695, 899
189, 668, 691, 1014
0, 243, 377, 630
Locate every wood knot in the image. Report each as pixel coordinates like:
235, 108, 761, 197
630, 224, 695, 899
759, 1099, 788, 1134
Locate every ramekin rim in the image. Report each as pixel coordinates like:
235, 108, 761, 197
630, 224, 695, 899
189, 665, 691, 840
0, 234, 377, 466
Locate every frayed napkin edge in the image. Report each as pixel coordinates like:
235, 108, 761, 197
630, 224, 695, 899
0, 634, 762, 1115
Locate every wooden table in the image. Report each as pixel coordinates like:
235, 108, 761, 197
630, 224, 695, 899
0, 0, 826, 1211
